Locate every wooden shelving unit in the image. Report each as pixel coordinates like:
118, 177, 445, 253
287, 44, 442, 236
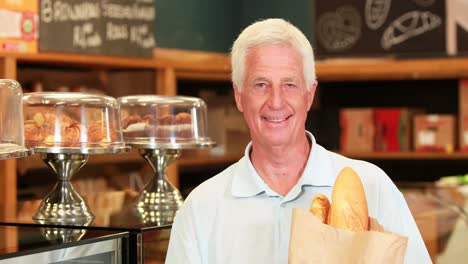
314, 57, 468, 181
0, 51, 158, 69
3, 49, 468, 207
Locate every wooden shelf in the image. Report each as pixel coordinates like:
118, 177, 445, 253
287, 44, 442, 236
153, 48, 231, 81
153, 48, 231, 73
316, 57, 468, 81
0, 51, 158, 69
338, 151, 468, 160
4, 51, 468, 82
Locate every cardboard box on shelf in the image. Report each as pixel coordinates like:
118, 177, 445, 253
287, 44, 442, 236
374, 108, 419, 152
413, 114, 456, 152
0, 0, 38, 53
339, 108, 374, 152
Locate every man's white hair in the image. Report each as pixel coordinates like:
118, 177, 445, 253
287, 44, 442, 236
231, 18, 316, 92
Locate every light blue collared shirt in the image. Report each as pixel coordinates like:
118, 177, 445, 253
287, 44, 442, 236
166, 132, 431, 264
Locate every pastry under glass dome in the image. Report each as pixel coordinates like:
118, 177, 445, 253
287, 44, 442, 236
119, 95, 214, 149
23, 92, 127, 153
23, 92, 129, 226
118, 95, 215, 225
0, 79, 33, 160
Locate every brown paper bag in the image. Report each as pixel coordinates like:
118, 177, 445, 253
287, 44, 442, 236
289, 208, 408, 264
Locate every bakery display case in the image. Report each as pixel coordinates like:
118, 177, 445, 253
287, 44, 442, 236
0, 190, 171, 264
118, 95, 215, 225
0, 224, 129, 264
22, 92, 130, 226
0, 79, 33, 160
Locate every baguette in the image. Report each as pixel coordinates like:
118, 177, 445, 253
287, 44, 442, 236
309, 194, 330, 224
329, 167, 369, 231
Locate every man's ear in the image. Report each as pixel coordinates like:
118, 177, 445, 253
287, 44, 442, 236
307, 80, 318, 111
233, 84, 243, 112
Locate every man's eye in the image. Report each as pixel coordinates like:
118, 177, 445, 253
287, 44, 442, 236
285, 83, 296, 88
255, 83, 267, 89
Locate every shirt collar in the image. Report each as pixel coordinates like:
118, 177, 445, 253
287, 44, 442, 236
231, 142, 269, 198
230, 131, 336, 198
298, 131, 336, 188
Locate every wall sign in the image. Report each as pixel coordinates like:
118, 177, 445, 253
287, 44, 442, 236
39, 0, 155, 58
314, 0, 468, 58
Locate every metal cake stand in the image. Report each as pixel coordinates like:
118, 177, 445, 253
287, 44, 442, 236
128, 140, 215, 225
32, 146, 130, 226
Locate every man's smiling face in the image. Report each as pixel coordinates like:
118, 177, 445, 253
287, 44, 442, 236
234, 43, 316, 148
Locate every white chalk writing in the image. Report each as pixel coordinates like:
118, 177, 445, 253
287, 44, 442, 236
52, 1, 100, 22
41, 0, 53, 23
73, 22, 102, 48
381, 11, 441, 50
365, 0, 391, 30
106, 22, 128, 40
130, 24, 155, 48
102, 1, 154, 21
40, 0, 154, 55
317, 5, 362, 52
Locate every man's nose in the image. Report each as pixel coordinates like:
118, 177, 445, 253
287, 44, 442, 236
267, 86, 284, 109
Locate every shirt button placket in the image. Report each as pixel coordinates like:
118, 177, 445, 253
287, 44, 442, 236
275, 198, 284, 263
278, 201, 288, 264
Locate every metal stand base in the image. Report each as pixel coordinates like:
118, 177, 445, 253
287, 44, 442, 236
136, 149, 184, 225
33, 153, 94, 225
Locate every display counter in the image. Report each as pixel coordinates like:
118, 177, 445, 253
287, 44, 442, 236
0, 190, 170, 264
0, 224, 128, 264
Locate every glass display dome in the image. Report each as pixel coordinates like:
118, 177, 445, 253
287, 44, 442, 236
0, 79, 33, 159
118, 95, 215, 149
23, 92, 127, 153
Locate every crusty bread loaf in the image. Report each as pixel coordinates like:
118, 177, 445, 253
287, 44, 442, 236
329, 167, 369, 231
309, 194, 330, 224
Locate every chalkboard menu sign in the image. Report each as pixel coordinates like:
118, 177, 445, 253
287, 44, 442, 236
314, 0, 468, 58
39, 0, 155, 58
